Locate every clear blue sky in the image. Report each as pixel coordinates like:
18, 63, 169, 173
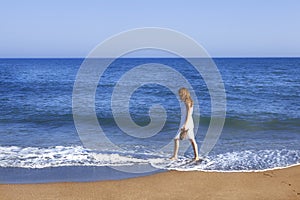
1, 0, 299, 58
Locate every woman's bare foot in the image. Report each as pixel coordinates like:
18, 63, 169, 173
193, 157, 201, 162
170, 156, 178, 160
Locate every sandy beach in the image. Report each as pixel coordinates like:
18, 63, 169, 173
1, 165, 299, 200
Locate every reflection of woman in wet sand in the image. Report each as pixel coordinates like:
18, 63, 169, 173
170, 88, 200, 161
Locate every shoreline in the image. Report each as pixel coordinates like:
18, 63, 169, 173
1, 165, 299, 200
1, 163, 299, 184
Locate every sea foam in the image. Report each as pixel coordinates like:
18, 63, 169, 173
0, 146, 299, 172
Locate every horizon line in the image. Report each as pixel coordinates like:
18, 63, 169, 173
0, 56, 300, 59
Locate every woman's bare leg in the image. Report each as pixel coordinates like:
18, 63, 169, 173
170, 139, 179, 160
190, 139, 199, 161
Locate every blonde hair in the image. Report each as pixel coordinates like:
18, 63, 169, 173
178, 87, 193, 107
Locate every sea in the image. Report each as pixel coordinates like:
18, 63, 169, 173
0, 58, 299, 183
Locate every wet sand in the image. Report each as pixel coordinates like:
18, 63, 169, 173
1, 165, 300, 200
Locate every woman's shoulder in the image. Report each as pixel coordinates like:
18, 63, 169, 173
185, 101, 193, 108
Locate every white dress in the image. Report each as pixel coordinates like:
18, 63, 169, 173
175, 103, 195, 140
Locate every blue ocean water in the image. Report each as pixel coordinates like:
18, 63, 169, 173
0, 58, 299, 181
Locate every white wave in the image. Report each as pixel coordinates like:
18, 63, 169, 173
151, 149, 300, 172
0, 146, 150, 169
0, 146, 299, 172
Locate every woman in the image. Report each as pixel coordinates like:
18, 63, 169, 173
170, 87, 199, 161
